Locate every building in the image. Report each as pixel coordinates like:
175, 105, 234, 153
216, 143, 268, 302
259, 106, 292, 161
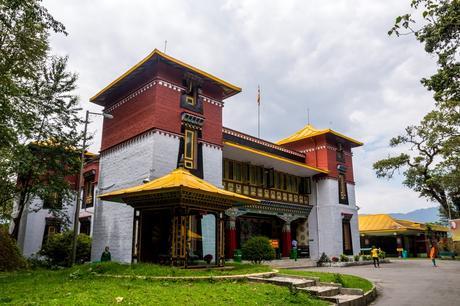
359, 214, 448, 257
89, 49, 363, 265
15, 49, 363, 264
13, 151, 99, 257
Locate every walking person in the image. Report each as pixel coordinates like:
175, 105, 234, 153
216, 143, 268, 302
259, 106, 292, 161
429, 243, 437, 267
371, 245, 380, 268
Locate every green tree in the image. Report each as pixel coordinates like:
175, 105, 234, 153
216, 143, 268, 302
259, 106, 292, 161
375, 0, 459, 220
0, 1, 84, 238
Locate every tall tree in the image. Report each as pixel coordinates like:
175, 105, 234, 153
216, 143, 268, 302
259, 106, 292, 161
0, 1, 84, 238
374, 0, 460, 220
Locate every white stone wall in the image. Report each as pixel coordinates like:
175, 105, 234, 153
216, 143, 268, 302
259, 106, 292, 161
15, 196, 76, 257
202, 145, 223, 187
91, 131, 180, 263
310, 179, 360, 259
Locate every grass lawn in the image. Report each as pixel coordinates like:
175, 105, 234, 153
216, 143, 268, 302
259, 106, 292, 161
279, 269, 373, 293
0, 264, 329, 305
81, 261, 272, 277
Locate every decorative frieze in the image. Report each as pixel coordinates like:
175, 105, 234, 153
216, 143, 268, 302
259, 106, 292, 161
105, 78, 224, 113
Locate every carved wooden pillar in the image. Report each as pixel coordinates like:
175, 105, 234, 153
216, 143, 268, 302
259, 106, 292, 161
279, 214, 299, 258
225, 208, 246, 259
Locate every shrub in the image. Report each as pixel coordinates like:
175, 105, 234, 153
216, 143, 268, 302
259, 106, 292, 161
331, 256, 339, 262
316, 252, 331, 266
354, 255, 360, 262
241, 236, 275, 264
339, 254, 349, 262
333, 273, 345, 286
362, 255, 372, 261
40, 230, 91, 267
378, 250, 386, 259
0, 227, 27, 271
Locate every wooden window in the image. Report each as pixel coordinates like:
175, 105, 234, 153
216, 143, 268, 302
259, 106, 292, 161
242, 163, 250, 183
336, 143, 345, 162
338, 173, 349, 204
185, 95, 195, 106
184, 129, 196, 169
299, 177, 312, 195
233, 162, 242, 182
42, 192, 62, 209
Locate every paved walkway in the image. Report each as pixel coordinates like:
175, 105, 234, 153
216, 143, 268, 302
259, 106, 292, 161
300, 259, 460, 306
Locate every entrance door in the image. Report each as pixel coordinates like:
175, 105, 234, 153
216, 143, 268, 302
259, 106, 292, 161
139, 210, 171, 263
342, 219, 353, 255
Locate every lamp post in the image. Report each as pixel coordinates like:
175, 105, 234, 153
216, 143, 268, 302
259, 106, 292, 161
70, 110, 113, 266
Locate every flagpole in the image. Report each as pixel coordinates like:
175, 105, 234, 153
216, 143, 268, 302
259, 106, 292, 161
257, 85, 261, 138
258, 102, 260, 138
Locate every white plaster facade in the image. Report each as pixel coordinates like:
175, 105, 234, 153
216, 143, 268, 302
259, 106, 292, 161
308, 178, 360, 259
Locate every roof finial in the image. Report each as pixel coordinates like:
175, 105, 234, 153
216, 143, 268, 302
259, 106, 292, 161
164, 40, 168, 53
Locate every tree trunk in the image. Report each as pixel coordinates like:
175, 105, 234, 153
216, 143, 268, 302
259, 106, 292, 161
10, 188, 28, 240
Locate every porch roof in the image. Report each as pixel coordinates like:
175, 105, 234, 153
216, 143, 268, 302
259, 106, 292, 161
99, 167, 258, 207
359, 214, 448, 235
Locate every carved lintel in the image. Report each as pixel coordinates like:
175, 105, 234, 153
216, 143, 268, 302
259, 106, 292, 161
278, 214, 299, 224
225, 208, 247, 219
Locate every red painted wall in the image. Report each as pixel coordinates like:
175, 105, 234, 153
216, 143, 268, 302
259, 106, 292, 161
100, 63, 224, 151
280, 135, 355, 183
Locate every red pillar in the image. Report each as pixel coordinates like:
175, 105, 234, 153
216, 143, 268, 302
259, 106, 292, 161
282, 222, 291, 257
226, 217, 237, 258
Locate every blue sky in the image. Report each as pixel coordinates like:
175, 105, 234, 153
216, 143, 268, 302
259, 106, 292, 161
44, 0, 438, 214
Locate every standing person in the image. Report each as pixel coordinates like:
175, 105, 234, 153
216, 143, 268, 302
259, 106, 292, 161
291, 239, 298, 261
371, 245, 380, 268
101, 246, 111, 262
429, 244, 437, 267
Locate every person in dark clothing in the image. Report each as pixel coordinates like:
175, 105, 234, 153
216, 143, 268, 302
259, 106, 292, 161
101, 246, 111, 262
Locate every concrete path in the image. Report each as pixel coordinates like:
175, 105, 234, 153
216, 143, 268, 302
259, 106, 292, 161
300, 259, 460, 306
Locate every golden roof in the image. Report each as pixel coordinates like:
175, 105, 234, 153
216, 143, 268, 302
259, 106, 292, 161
90, 49, 241, 104
99, 167, 258, 204
276, 124, 363, 146
359, 214, 449, 234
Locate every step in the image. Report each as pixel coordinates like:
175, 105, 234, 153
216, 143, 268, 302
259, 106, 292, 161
322, 294, 363, 306
299, 285, 341, 297
248, 276, 316, 288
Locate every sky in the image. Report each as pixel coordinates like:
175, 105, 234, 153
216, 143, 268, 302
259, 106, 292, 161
43, 0, 439, 214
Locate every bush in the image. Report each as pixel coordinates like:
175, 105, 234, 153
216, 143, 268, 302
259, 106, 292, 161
241, 236, 275, 264
331, 256, 339, 262
0, 227, 27, 271
354, 255, 360, 262
339, 254, 349, 262
40, 230, 91, 267
316, 252, 331, 266
362, 255, 372, 261
204, 254, 213, 264
378, 250, 386, 259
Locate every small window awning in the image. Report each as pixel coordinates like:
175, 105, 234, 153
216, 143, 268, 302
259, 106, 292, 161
99, 167, 258, 210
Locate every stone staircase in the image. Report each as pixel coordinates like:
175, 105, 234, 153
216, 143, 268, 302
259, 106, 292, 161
248, 274, 369, 306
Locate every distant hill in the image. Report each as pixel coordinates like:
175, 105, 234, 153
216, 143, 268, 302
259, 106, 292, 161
390, 207, 440, 223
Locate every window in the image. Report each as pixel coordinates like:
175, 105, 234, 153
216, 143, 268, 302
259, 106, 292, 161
338, 173, 349, 204
336, 143, 345, 162
184, 129, 196, 169
299, 177, 311, 195
42, 192, 62, 209
42, 219, 61, 244
83, 179, 95, 209
185, 95, 195, 106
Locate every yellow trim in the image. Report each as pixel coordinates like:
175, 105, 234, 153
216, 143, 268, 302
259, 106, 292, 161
90, 49, 241, 102
223, 141, 328, 174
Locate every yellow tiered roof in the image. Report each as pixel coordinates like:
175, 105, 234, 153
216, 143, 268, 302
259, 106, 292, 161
276, 124, 363, 146
99, 167, 258, 204
359, 214, 448, 234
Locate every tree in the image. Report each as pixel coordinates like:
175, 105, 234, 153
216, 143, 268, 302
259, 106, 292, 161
9, 56, 83, 239
0, 1, 84, 239
375, 0, 460, 220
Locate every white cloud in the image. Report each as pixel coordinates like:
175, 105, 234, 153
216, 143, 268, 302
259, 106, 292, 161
43, 0, 439, 214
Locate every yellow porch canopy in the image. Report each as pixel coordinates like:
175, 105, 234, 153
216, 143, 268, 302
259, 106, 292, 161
359, 214, 449, 235
99, 167, 258, 210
